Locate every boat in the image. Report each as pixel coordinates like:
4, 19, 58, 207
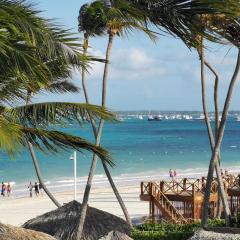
148, 115, 161, 121
183, 115, 193, 120
138, 115, 143, 120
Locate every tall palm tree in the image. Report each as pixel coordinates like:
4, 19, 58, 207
76, 1, 156, 238
135, 0, 240, 226
198, 38, 231, 225
78, 1, 132, 227
201, 18, 240, 228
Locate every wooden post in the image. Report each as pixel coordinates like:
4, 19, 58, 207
151, 197, 155, 223
183, 178, 187, 191
160, 181, 164, 192
141, 182, 143, 195
192, 183, 196, 219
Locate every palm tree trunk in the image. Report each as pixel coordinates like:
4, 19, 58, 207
26, 96, 61, 208
80, 34, 132, 227
204, 60, 222, 218
27, 142, 61, 207
76, 33, 115, 240
201, 49, 240, 228
201, 46, 229, 224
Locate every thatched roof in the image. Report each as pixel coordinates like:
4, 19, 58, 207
188, 229, 240, 240
98, 231, 133, 240
23, 201, 131, 240
0, 222, 56, 240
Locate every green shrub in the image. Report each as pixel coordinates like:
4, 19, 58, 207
131, 230, 193, 240
131, 220, 227, 240
207, 219, 226, 227
237, 209, 240, 227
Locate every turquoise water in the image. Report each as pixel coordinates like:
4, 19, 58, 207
1, 112, 240, 193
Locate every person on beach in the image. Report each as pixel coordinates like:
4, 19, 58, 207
28, 182, 33, 198
225, 169, 229, 177
7, 182, 11, 197
169, 169, 173, 180
1, 182, 6, 197
173, 169, 177, 179
34, 182, 39, 196
39, 182, 43, 196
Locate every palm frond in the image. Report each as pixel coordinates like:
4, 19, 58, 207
131, 0, 240, 47
21, 127, 114, 166
7, 102, 116, 127
44, 80, 80, 94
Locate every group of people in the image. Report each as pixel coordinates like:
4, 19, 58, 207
169, 169, 177, 180
1, 182, 11, 197
28, 182, 43, 198
221, 169, 230, 177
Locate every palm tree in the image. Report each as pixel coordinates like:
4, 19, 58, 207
76, 0, 156, 238
0, 0, 117, 202
78, 1, 133, 227
200, 18, 240, 228
198, 37, 231, 225
134, 0, 240, 226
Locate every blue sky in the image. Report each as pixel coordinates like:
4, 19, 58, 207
33, 0, 240, 111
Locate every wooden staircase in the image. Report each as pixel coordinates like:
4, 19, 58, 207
150, 182, 188, 224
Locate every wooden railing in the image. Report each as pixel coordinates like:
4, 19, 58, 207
150, 182, 188, 223
141, 177, 219, 198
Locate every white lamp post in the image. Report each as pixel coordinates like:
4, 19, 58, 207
70, 151, 77, 200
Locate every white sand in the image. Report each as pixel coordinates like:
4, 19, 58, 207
0, 184, 148, 226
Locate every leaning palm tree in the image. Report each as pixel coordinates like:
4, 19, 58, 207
76, 0, 156, 238
0, 0, 116, 203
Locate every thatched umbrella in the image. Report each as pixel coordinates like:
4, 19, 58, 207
23, 201, 131, 240
98, 231, 133, 240
0, 222, 56, 240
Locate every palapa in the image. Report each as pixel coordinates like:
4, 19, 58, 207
0, 222, 56, 240
98, 231, 133, 240
23, 200, 131, 240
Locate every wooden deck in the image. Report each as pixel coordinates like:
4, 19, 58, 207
140, 175, 240, 223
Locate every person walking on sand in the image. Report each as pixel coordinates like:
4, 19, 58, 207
169, 169, 173, 180
1, 182, 6, 197
7, 182, 11, 197
34, 182, 39, 196
39, 182, 43, 196
174, 169, 177, 179
28, 182, 33, 198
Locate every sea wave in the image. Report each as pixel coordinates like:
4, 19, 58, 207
8, 164, 240, 198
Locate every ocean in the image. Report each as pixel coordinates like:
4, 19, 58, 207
1, 111, 240, 197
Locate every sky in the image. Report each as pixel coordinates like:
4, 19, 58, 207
33, 0, 240, 111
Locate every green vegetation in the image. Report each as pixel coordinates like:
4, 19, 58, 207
131, 220, 226, 240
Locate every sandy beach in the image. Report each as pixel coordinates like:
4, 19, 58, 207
0, 183, 148, 226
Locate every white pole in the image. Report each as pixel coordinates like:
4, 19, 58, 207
74, 151, 77, 200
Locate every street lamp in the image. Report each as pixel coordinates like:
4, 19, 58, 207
70, 151, 77, 200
